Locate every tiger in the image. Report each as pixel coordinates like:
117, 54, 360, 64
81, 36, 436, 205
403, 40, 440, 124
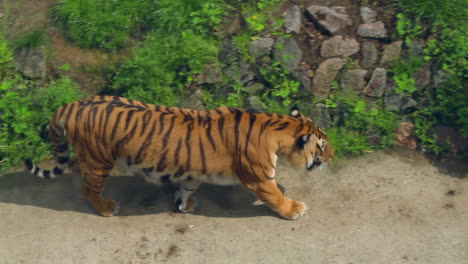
25, 95, 334, 220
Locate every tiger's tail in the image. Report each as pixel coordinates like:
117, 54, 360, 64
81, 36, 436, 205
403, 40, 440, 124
24, 114, 70, 179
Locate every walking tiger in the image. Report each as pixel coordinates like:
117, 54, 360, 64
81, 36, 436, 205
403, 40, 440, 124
25, 96, 334, 220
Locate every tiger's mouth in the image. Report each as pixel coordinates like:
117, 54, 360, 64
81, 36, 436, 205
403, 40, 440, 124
306, 159, 322, 171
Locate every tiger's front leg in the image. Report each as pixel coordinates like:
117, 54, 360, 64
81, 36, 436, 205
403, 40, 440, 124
244, 179, 307, 220
174, 179, 201, 213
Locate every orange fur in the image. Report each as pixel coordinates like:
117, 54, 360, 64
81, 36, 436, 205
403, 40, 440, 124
27, 96, 334, 219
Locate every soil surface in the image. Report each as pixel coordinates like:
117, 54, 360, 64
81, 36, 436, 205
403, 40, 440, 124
1, 149, 467, 264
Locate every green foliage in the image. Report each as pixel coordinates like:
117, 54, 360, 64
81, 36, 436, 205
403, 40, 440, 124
0, 76, 83, 171
112, 31, 219, 106
53, 0, 155, 50
326, 92, 399, 156
259, 61, 300, 108
12, 28, 47, 51
242, 0, 281, 33
391, 56, 424, 95
226, 81, 245, 108
395, 13, 423, 45
393, 0, 468, 154
0, 34, 13, 76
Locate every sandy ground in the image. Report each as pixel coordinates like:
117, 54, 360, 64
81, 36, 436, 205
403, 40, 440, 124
0, 149, 467, 264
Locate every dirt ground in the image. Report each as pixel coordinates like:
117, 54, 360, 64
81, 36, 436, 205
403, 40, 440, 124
0, 149, 467, 264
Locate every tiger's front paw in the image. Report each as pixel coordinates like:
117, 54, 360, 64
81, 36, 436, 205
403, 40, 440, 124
278, 199, 308, 220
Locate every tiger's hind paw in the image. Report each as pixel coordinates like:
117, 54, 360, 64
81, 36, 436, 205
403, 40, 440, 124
175, 196, 198, 213
96, 199, 120, 217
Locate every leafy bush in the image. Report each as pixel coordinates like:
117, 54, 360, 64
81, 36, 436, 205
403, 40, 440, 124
112, 31, 219, 106
53, 0, 155, 50
393, 0, 468, 154
325, 92, 399, 156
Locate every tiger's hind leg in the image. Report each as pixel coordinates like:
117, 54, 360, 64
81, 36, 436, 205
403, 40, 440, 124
174, 179, 201, 213
244, 179, 307, 220
79, 162, 119, 217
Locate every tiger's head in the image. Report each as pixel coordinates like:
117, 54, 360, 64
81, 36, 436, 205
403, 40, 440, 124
281, 106, 334, 171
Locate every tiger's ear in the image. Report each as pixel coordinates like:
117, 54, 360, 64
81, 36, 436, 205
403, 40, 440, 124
296, 134, 311, 149
290, 106, 303, 118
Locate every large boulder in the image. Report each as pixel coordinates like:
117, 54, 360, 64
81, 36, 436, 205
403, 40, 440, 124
250, 38, 275, 58
320, 35, 360, 57
360, 6, 377, 23
340, 69, 368, 91
308, 103, 331, 128
312, 58, 344, 100
305, 6, 352, 34
15, 46, 47, 79
363, 68, 386, 97
357, 21, 388, 38
284, 5, 302, 34
380, 41, 403, 67
274, 37, 303, 72
361, 42, 378, 68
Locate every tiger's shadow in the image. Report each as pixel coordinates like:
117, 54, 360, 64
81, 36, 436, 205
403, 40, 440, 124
0, 170, 284, 218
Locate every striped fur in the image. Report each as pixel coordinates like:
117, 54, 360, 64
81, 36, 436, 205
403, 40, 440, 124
25, 96, 334, 219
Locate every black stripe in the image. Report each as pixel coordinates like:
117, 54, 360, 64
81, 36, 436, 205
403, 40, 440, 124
55, 144, 68, 153
142, 167, 154, 173
293, 123, 304, 137
185, 122, 194, 170
140, 111, 152, 137
110, 111, 124, 142
57, 104, 68, 119
162, 116, 177, 149
64, 103, 76, 124
174, 168, 185, 178
156, 149, 168, 172
158, 112, 169, 134
174, 138, 182, 166
205, 118, 216, 151
160, 174, 171, 184
199, 135, 207, 174
233, 110, 243, 153
274, 121, 290, 131
124, 110, 136, 130
57, 156, 69, 164
53, 167, 63, 175
217, 117, 225, 141
134, 119, 157, 164
33, 166, 39, 175
244, 114, 257, 157
43, 170, 51, 179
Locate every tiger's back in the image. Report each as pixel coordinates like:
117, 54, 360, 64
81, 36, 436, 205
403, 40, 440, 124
27, 96, 333, 219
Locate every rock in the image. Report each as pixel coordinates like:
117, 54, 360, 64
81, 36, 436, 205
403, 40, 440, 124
384, 80, 417, 111
291, 69, 312, 95
196, 64, 222, 84
320, 35, 360, 57
361, 42, 378, 68
414, 63, 431, 89
305, 6, 352, 34
274, 37, 303, 72
340, 69, 368, 91
407, 39, 426, 57
312, 58, 344, 100
219, 40, 240, 65
249, 38, 275, 58
308, 103, 331, 128
222, 15, 244, 37
380, 41, 403, 66
357, 21, 388, 38
15, 46, 46, 79
244, 82, 265, 95
360, 6, 377, 23
363, 68, 386, 97
434, 70, 449, 89
181, 88, 205, 110
435, 126, 468, 154
284, 5, 302, 34
395, 122, 418, 150
224, 61, 255, 84
245, 96, 264, 113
